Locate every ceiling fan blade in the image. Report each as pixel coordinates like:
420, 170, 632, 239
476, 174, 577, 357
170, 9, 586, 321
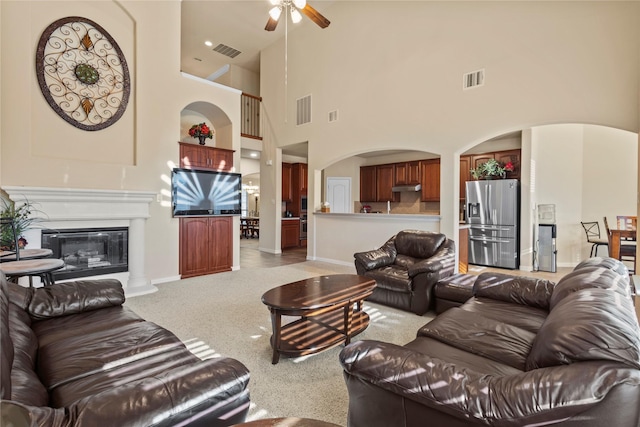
265, 16, 279, 31
301, 4, 330, 29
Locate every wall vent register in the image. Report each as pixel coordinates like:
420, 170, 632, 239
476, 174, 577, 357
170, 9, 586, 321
463, 69, 485, 89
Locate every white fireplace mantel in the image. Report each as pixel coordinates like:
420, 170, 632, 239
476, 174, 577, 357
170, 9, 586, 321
2, 186, 158, 296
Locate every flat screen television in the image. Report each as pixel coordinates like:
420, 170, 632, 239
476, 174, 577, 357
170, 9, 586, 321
172, 168, 242, 216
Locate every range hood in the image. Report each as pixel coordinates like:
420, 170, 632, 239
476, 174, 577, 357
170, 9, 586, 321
392, 184, 422, 192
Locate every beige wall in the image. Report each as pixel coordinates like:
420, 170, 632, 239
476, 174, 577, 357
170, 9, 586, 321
1, 0, 242, 283
260, 1, 640, 263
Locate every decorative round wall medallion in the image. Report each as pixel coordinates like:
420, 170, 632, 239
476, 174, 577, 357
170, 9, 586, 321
35, 16, 131, 131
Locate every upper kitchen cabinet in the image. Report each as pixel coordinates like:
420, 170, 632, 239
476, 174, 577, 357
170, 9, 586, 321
420, 159, 440, 202
292, 163, 308, 195
494, 149, 521, 180
282, 162, 293, 202
394, 161, 421, 186
360, 166, 377, 202
459, 155, 472, 200
376, 164, 398, 202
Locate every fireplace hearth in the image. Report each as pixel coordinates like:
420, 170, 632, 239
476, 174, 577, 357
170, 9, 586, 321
42, 227, 128, 280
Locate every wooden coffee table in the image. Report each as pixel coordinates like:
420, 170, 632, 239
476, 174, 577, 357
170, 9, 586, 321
261, 274, 376, 364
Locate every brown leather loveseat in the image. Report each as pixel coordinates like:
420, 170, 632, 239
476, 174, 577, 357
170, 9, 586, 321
353, 230, 456, 315
340, 257, 640, 426
0, 275, 250, 427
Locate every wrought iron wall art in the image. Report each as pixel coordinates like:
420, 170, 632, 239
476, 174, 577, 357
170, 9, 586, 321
35, 16, 131, 131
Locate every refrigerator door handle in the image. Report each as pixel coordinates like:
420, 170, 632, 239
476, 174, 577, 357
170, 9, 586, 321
469, 236, 512, 244
471, 225, 511, 232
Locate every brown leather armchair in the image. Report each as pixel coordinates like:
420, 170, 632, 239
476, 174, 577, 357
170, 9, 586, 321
354, 230, 456, 315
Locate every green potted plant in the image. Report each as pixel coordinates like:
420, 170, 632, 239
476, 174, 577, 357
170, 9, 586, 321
0, 198, 47, 251
470, 159, 514, 180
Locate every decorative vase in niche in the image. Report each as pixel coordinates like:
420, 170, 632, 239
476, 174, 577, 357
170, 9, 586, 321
198, 135, 207, 145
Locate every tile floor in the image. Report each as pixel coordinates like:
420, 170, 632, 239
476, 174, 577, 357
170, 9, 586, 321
239, 237, 307, 268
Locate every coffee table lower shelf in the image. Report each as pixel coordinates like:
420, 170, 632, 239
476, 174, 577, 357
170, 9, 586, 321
270, 308, 370, 360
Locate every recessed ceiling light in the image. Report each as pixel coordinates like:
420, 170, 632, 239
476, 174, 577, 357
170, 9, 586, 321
250, 152, 258, 158
204, 41, 213, 47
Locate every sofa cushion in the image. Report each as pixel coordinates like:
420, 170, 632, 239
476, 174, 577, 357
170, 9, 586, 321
37, 320, 185, 391
1, 277, 13, 400
527, 287, 640, 370
394, 254, 417, 268
459, 297, 548, 334
394, 230, 445, 259
418, 306, 536, 370
365, 266, 411, 293
473, 272, 555, 310
550, 266, 630, 309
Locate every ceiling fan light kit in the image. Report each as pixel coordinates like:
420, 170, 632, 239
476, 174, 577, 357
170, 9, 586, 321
264, 0, 330, 31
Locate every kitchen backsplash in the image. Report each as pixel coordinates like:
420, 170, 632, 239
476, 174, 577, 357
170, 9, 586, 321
356, 192, 440, 215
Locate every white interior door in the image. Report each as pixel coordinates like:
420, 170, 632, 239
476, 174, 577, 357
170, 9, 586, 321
326, 177, 352, 213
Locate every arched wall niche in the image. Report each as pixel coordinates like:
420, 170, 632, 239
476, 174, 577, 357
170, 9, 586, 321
180, 101, 233, 150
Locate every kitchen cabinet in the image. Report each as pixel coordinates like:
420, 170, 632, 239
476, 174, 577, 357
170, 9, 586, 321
360, 166, 377, 202
293, 163, 308, 195
394, 161, 421, 186
282, 162, 293, 202
179, 216, 232, 278
494, 149, 521, 180
459, 155, 471, 200
281, 219, 300, 249
458, 226, 469, 274
179, 142, 234, 171
376, 164, 398, 202
420, 159, 440, 202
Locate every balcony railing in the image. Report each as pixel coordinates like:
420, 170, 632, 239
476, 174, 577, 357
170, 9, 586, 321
241, 92, 262, 140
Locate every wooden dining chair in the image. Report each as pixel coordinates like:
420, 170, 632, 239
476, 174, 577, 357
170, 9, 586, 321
617, 215, 637, 231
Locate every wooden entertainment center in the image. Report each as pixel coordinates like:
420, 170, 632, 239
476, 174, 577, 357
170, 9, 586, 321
178, 142, 235, 278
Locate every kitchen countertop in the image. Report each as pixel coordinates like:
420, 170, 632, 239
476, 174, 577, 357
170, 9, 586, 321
314, 212, 440, 221
282, 217, 300, 220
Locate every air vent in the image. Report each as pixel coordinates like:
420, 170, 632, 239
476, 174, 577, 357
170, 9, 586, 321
212, 43, 241, 59
463, 69, 485, 89
296, 94, 312, 126
328, 110, 339, 123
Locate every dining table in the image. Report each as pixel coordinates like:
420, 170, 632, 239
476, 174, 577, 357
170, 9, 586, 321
608, 228, 636, 273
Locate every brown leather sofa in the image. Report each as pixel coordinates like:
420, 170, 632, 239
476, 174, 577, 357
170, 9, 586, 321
353, 230, 456, 315
0, 275, 250, 427
340, 257, 640, 426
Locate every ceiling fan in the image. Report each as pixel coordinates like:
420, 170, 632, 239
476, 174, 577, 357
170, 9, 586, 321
265, 0, 330, 31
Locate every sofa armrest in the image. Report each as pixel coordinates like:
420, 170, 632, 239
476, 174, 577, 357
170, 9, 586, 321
473, 272, 554, 310
354, 238, 397, 273
340, 340, 640, 427
407, 240, 456, 278
27, 279, 125, 320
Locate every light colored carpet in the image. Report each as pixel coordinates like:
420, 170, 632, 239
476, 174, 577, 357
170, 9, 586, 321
124, 260, 434, 426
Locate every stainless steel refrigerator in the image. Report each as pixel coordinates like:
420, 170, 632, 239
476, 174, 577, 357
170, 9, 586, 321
466, 179, 520, 269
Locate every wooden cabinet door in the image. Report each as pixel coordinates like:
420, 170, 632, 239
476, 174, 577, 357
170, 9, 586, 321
210, 148, 234, 171
180, 143, 208, 169
393, 161, 420, 185
470, 153, 496, 172
180, 217, 211, 278
282, 163, 293, 202
494, 149, 521, 180
208, 217, 232, 272
460, 156, 471, 200
281, 220, 300, 249
179, 143, 234, 171
359, 166, 377, 202
293, 163, 308, 195
420, 159, 440, 202
376, 164, 398, 202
